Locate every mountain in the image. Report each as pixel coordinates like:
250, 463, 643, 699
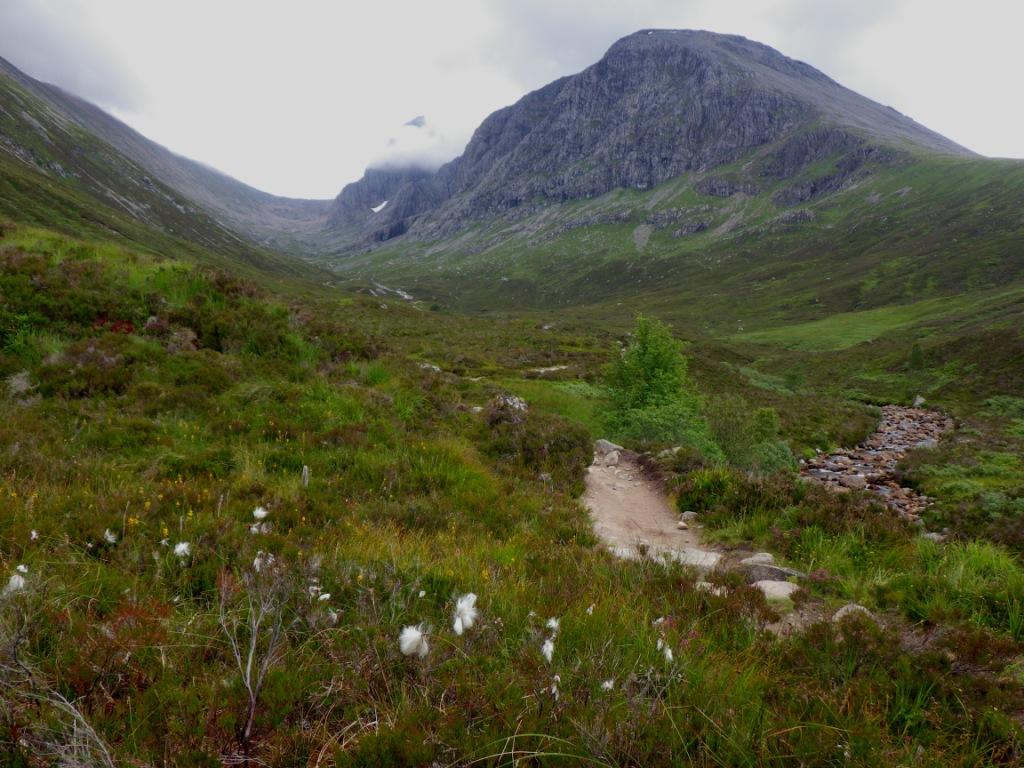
324, 30, 1024, 334
326, 29, 972, 246
0, 56, 330, 253
0, 57, 331, 282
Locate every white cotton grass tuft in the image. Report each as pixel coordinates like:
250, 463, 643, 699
418, 590, 426, 598
550, 674, 561, 700
399, 624, 430, 658
4, 572, 26, 595
318, 592, 331, 602
253, 551, 275, 572
586, 604, 595, 615
546, 617, 560, 634
16, 564, 28, 574
103, 528, 117, 544
601, 678, 615, 691
452, 593, 478, 636
657, 638, 674, 664
541, 638, 555, 663
252, 506, 269, 520
30, 530, 39, 541
173, 542, 191, 559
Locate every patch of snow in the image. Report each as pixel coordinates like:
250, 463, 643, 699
371, 200, 388, 213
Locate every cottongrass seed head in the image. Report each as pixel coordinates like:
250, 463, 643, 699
253, 506, 269, 520
103, 528, 117, 544
173, 541, 191, 558
399, 624, 430, 658
453, 593, 479, 636
541, 638, 555, 663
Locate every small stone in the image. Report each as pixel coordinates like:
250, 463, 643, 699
740, 552, 774, 566
912, 395, 926, 408
604, 450, 620, 467
680, 510, 698, 522
676, 521, 688, 530
920, 531, 946, 544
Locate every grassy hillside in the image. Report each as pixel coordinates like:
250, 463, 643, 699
2, 223, 1023, 765
332, 154, 1024, 333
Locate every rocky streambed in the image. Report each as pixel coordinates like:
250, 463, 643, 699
800, 405, 954, 520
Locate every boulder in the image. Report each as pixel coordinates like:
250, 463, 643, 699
838, 474, 867, 490
595, 439, 624, 455
604, 451, 621, 467
740, 552, 774, 566
741, 563, 805, 583
680, 510, 699, 522
753, 580, 800, 601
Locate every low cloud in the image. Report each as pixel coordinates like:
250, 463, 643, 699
0, 0, 140, 110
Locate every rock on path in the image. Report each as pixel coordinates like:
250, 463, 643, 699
801, 405, 953, 520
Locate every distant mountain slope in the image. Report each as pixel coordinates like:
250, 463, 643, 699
0, 56, 330, 251
327, 29, 974, 246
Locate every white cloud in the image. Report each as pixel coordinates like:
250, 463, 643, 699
2, 0, 1021, 198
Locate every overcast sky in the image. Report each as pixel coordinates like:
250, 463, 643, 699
1, 0, 1021, 199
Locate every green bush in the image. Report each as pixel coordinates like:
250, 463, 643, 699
602, 315, 719, 455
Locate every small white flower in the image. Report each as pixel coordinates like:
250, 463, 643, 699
327, 608, 339, 625
4, 573, 26, 595
452, 593, 478, 636
30, 530, 38, 541
550, 674, 561, 700
546, 617, 560, 634
103, 528, 117, 544
249, 523, 261, 535
399, 624, 429, 658
15, 564, 28, 574
173, 541, 191, 558
418, 590, 426, 598
653, 616, 665, 626
657, 638, 674, 664
541, 638, 555, 663
586, 604, 594, 615
308, 584, 321, 597
601, 678, 615, 691
252, 506, 269, 520
160, 538, 170, 547
318, 592, 331, 602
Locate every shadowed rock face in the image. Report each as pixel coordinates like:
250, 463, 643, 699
326, 29, 973, 245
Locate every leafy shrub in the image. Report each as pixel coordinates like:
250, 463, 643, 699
706, 395, 795, 473
602, 315, 719, 456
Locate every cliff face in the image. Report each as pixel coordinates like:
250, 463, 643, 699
326, 29, 972, 246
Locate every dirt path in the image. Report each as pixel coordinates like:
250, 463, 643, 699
583, 445, 721, 569
801, 405, 954, 520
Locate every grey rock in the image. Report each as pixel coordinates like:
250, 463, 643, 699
595, 439, 624, 455
920, 531, 946, 544
741, 563, 806, 583
604, 451, 621, 467
740, 552, 775, 566
753, 580, 800, 601
679, 510, 699, 522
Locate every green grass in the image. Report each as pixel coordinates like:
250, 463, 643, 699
3, 224, 1022, 765
730, 287, 1024, 351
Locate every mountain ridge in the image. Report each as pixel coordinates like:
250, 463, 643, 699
325, 29, 975, 248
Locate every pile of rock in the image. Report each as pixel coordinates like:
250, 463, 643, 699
801, 404, 954, 520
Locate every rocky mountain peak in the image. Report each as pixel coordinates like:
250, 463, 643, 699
325, 29, 974, 247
